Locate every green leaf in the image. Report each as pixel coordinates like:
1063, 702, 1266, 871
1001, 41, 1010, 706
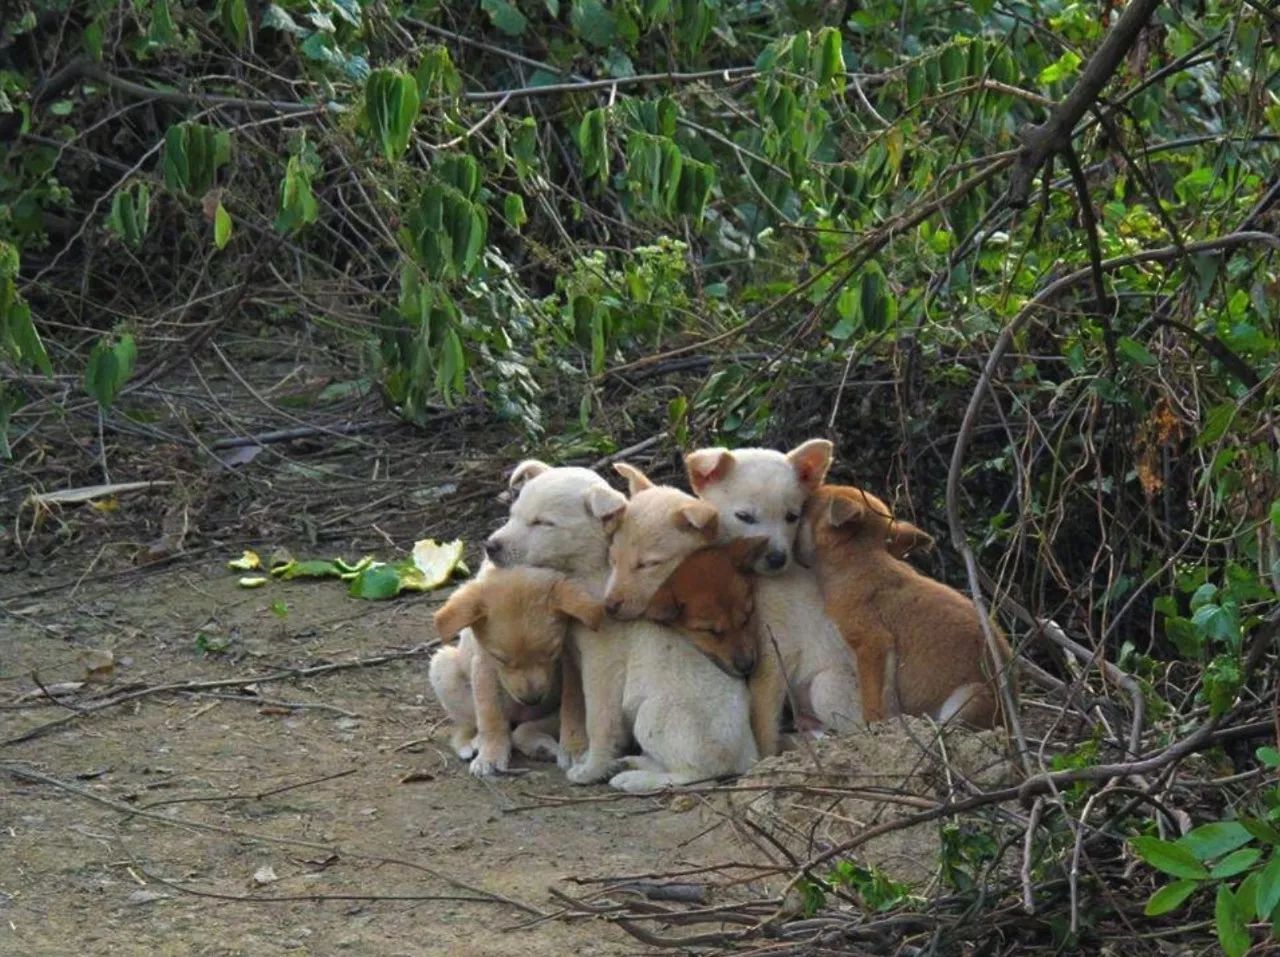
813, 27, 844, 86
149, 0, 177, 46
1116, 336, 1158, 367
348, 564, 404, 600
1211, 848, 1263, 879
1215, 885, 1250, 957
214, 202, 233, 249
217, 0, 250, 47
1256, 854, 1280, 919
481, 0, 528, 36
1038, 50, 1082, 85
365, 69, 420, 163
504, 193, 527, 229
1132, 837, 1210, 879
1179, 822, 1254, 861
1144, 879, 1199, 916
1241, 817, 1280, 845
571, 0, 618, 48
576, 108, 608, 180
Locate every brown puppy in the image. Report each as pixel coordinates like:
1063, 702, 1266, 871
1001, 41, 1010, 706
431, 564, 603, 777
642, 538, 797, 755
800, 485, 1014, 728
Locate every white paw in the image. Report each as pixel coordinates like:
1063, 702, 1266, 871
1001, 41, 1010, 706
608, 770, 670, 793
567, 759, 615, 785
556, 748, 575, 771
516, 734, 560, 762
469, 752, 509, 777
455, 743, 477, 760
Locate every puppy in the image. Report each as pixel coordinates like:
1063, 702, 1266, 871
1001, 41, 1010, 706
430, 564, 602, 776
799, 484, 1014, 728
682, 444, 864, 753
487, 460, 758, 791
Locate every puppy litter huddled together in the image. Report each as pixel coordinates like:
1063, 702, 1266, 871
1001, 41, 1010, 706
429, 439, 1016, 793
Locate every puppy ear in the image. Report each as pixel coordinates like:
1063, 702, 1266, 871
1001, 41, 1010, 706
551, 579, 604, 631
786, 439, 833, 493
826, 493, 864, 529
644, 580, 681, 624
613, 462, 654, 495
728, 535, 770, 572
674, 500, 719, 540
586, 484, 627, 532
508, 459, 550, 494
685, 448, 733, 494
886, 520, 935, 559
433, 583, 485, 640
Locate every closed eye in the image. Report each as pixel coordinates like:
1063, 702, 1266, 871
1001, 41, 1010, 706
785, 512, 799, 524
529, 517, 555, 527
734, 510, 757, 525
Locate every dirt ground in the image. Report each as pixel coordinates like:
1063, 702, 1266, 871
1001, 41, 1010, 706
2, 554, 748, 956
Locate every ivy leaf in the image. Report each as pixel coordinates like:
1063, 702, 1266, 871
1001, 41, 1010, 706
481, 0, 527, 36
1144, 879, 1199, 916
1214, 885, 1250, 957
1131, 837, 1210, 879
1179, 822, 1254, 861
214, 202, 233, 249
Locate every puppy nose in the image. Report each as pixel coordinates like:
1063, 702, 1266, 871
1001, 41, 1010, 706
605, 599, 622, 616
765, 550, 787, 570
734, 652, 757, 677
484, 538, 502, 560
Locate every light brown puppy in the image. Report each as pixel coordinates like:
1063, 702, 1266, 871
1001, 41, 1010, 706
430, 564, 603, 777
800, 485, 1014, 728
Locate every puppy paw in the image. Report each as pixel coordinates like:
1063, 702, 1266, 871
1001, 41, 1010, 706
468, 751, 509, 777
557, 747, 585, 771
567, 759, 617, 785
515, 734, 560, 763
608, 770, 672, 793
455, 743, 477, 760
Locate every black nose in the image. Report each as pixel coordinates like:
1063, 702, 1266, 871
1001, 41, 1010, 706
605, 599, 622, 616
766, 550, 787, 570
734, 652, 757, 677
484, 539, 502, 560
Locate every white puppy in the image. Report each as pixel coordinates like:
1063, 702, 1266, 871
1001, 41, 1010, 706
685, 440, 863, 753
484, 460, 758, 791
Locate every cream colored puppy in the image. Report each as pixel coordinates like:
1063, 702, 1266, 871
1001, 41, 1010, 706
430, 563, 602, 777
486, 460, 758, 791
683, 442, 864, 753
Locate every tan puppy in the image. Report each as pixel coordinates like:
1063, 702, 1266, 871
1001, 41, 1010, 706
799, 485, 1014, 728
430, 564, 602, 777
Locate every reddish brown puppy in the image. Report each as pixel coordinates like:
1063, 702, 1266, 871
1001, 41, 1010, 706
799, 485, 1014, 728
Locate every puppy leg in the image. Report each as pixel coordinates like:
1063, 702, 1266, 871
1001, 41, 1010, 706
428, 644, 478, 759
939, 683, 996, 729
808, 663, 864, 730
556, 646, 588, 770
468, 651, 513, 777
852, 638, 891, 722
512, 714, 561, 762
747, 647, 786, 758
566, 635, 628, 785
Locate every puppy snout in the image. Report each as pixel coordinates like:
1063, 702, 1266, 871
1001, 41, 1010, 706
483, 538, 503, 562
605, 598, 623, 617
765, 549, 788, 571
733, 651, 758, 677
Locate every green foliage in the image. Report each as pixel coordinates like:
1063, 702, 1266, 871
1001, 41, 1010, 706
365, 68, 420, 163
105, 182, 151, 249
163, 123, 231, 199
1134, 763, 1280, 952
0, 242, 50, 377
84, 334, 137, 410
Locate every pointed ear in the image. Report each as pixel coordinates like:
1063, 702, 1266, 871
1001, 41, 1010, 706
586, 484, 627, 533
551, 579, 604, 631
826, 493, 864, 529
433, 583, 485, 640
728, 536, 770, 572
644, 580, 681, 624
886, 520, 935, 559
674, 500, 719, 540
786, 439, 833, 493
509, 459, 550, 494
613, 462, 654, 495
685, 448, 734, 494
